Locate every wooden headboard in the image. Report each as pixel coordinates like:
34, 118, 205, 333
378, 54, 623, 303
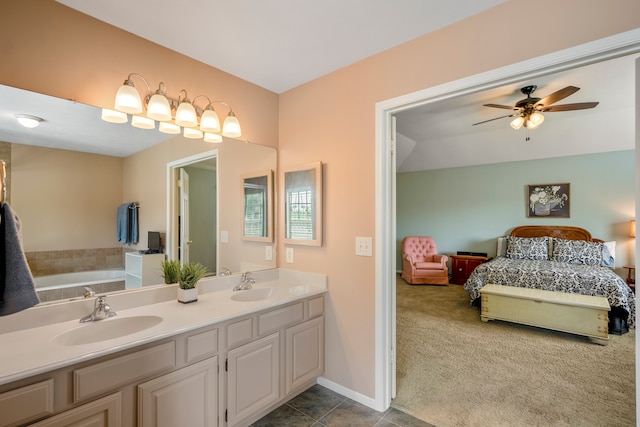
509, 225, 597, 241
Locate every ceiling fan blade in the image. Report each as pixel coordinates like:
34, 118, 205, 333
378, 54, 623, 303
537, 86, 580, 107
472, 113, 518, 126
483, 103, 518, 110
542, 102, 599, 112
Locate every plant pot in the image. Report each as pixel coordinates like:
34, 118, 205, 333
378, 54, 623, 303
177, 287, 198, 304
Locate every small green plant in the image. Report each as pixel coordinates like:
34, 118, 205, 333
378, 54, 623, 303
179, 262, 208, 289
160, 259, 182, 285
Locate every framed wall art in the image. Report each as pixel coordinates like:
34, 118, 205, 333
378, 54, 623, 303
527, 183, 570, 218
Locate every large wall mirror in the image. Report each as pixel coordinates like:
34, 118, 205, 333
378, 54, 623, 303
0, 84, 277, 304
282, 161, 323, 247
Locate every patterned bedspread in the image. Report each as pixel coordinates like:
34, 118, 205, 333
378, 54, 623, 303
464, 257, 636, 328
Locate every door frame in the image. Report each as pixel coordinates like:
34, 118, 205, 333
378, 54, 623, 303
373, 29, 640, 411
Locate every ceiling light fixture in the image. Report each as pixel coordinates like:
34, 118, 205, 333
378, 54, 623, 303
102, 73, 242, 140
15, 114, 44, 129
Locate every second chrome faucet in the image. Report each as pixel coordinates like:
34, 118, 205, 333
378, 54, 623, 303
233, 272, 255, 291
80, 295, 117, 323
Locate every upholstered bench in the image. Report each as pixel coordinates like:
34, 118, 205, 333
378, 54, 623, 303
479, 284, 610, 345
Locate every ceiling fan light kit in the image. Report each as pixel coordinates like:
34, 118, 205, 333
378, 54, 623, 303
103, 72, 242, 141
474, 84, 598, 140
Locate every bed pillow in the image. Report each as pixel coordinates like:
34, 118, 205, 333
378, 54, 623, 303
551, 238, 603, 266
505, 236, 549, 260
602, 241, 616, 268
496, 236, 508, 257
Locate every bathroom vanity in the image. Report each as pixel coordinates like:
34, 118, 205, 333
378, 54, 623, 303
0, 269, 326, 427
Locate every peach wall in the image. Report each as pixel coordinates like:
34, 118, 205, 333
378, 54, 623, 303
278, 0, 640, 397
1, 0, 639, 404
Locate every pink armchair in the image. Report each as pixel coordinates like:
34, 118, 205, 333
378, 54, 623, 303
401, 236, 449, 285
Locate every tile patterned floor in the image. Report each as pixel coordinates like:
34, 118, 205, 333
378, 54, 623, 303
251, 384, 434, 427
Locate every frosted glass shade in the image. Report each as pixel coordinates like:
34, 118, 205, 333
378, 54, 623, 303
528, 112, 545, 128
183, 127, 203, 139
15, 114, 43, 128
222, 113, 242, 138
204, 132, 223, 143
101, 108, 128, 124
159, 122, 181, 134
131, 115, 155, 129
200, 109, 221, 132
147, 94, 172, 121
175, 102, 197, 127
115, 83, 143, 114
510, 116, 524, 130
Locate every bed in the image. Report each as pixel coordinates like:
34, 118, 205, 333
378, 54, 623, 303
463, 225, 635, 335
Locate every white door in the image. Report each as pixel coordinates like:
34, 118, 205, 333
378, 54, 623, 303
180, 168, 191, 263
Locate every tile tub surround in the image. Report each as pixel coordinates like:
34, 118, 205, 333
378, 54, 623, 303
253, 384, 433, 427
0, 268, 327, 385
25, 247, 125, 276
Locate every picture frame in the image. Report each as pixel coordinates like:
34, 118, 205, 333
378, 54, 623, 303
527, 183, 570, 218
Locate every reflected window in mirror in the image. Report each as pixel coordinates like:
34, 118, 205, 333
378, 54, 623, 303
242, 170, 273, 242
283, 162, 322, 247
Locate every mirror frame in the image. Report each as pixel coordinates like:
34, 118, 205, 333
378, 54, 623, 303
282, 161, 323, 247
242, 170, 274, 243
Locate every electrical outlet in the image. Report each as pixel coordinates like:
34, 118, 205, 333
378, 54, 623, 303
265, 246, 273, 261
286, 247, 294, 263
355, 237, 373, 256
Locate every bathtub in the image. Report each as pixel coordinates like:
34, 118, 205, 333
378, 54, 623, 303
34, 270, 126, 291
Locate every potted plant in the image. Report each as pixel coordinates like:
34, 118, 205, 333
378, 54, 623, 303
160, 259, 181, 285
177, 262, 208, 303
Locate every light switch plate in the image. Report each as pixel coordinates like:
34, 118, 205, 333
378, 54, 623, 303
286, 247, 294, 263
355, 237, 373, 256
265, 246, 273, 261
220, 230, 229, 244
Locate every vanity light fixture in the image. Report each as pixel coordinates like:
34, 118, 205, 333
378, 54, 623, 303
15, 114, 44, 129
102, 72, 242, 140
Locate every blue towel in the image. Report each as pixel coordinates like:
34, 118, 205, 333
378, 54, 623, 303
117, 202, 139, 245
0, 203, 39, 316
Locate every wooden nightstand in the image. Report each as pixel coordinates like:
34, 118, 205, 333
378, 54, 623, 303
450, 255, 491, 285
623, 265, 635, 293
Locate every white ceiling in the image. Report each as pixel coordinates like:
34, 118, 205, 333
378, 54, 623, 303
56, 0, 509, 94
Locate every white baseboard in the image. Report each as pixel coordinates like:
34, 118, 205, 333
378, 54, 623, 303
317, 376, 380, 411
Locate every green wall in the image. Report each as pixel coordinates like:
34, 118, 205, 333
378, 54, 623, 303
396, 150, 635, 274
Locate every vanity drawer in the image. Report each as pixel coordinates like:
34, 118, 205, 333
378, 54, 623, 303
0, 379, 54, 426
227, 318, 253, 349
258, 302, 304, 336
187, 328, 218, 364
73, 341, 176, 402
307, 296, 324, 319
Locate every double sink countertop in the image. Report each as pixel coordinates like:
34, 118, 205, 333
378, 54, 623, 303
0, 268, 327, 386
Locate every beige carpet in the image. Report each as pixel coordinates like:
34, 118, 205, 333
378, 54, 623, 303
392, 276, 636, 427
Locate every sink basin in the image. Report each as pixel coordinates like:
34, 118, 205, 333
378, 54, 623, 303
53, 315, 163, 346
230, 288, 276, 302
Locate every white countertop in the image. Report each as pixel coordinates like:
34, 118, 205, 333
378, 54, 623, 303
0, 269, 327, 386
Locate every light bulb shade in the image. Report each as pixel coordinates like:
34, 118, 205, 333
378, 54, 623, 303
183, 127, 203, 139
131, 115, 155, 129
204, 132, 223, 143
15, 114, 43, 128
175, 102, 197, 127
631, 220, 636, 238
222, 112, 242, 138
510, 116, 524, 130
200, 109, 221, 132
114, 83, 143, 114
159, 121, 181, 134
529, 112, 545, 127
101, 108, 128, 124
147, 94, 172, 121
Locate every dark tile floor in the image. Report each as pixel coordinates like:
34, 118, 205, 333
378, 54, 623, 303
251, 384, 434, 427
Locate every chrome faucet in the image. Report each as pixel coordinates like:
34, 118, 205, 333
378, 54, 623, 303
218, 267, 232, 277
233, 272, 255, 291
83, 286, 95, 298
80, 296, 117, 323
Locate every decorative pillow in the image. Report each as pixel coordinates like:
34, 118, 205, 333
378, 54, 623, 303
602, 241, 616, 268
496, 236, 508, 257
551, 238, 603, 266
505, 236, 549, 260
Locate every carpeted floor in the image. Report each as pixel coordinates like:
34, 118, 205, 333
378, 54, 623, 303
392, 276, 636, 427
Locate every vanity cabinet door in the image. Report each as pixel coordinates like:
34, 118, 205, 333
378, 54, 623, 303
285, 316, 324, 395
28, 393, 121, 427
138, 357, 218, 427
226, 332, 280, 426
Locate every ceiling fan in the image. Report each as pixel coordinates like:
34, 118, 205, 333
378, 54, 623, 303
472, 85, 599, 137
